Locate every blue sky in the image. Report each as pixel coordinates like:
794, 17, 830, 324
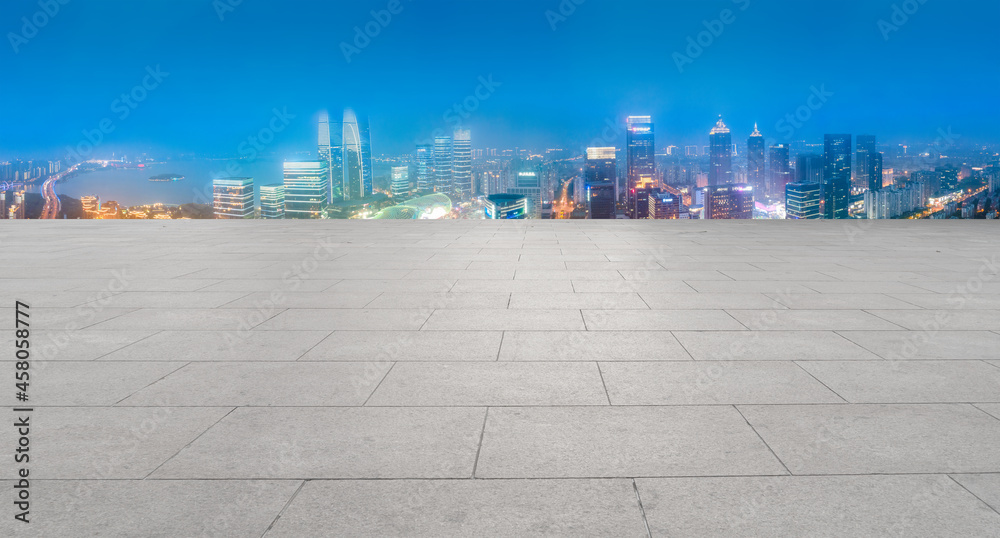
2, 0, 998, 157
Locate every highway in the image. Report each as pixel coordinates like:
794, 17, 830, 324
39, 163, 81, 219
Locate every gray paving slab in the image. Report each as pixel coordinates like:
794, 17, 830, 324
2, 361, 185, 406
976, 404, 1000, 420
837, 330, 1000, 359
952, 474, 1000, 514
798, 360, 1000, 403
121, 362, 391, 406
152, 407, 486, 479
582, 310, 748, 331
475, 406, 787, 478
450, 279, 575, 292
423, 309, 586, 331
0, 407, 232, 479
0, 330, 156, 361
672, 331, 879, 360
640, 292, 787, 310
726, 309, 906, 331
739, 403, 1000, 474
300, 330, 502, 361
866, 309, 1000, 331
267, 479, 647, 537
637, 475, 1000, 537
98, 329, 329, 361
889, 293, 1000, 309
0, 480, 300, 537
219, 291, 381, 309
84, 308, 275, 331
254, 308, 429, 331
499, 330, 692, 361
367, 362, 608, 406
367, 292, 511, 309
600, 361, 844, 405
767, 293, 922, 310
508, 292, 648, 310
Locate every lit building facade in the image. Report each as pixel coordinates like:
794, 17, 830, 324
508, 170, 542, 219
342, 108, 373, 201
785, 182, 822, 219
485, 194, 527, 219
81, 195, 100, 218
626, 116, 655, 218
452, 129, 472, 198
856, 134, 877, 191
391, 166, 410, 198
433, 136, 453, 194
415, 144, 433, 193
768, 144, 791, 196
824, 134, 853, 219
865, 182, 925, 219
213, 177, 255, 219
747, 124, 766, 193
648, 192, 681, 219
699, 184, 754, 219
586, 147, 617, 220
284, 161, 329, 219
709, 117, 733, 185
260, 184, 286, 219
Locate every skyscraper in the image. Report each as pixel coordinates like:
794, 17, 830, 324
342, 109, 373, 201
824, 134, 853, 219
508, 169, 542, 219
260, 184, 285, 219
213, 177, 255, 219
484, 194, 527, 219
709, 116, 733, 185
80, 195, 100, 218
785, 182, 822, 219
433, 136, 453, 194
747, 124, 766, 193
699, 184, 754, 219
452, 129, 472, 199
870, 152, 883, 192
768, 144, 791, 196
626, 116, 655, 219
283, 161, 329, 219
415, 144, 433, 193
648, 192, 681, 219
391, 166, 410, 198
796, 154, 824, 184
626, 116, 656, 188
856, 135, 877, 191
586, 147, 617, 219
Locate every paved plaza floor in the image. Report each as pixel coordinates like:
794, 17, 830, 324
2, 220, 999, 536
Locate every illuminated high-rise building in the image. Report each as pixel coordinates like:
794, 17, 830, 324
796, 154, 824, 185
452, 129, 472, 199
81, 195, 100, 218
317, 111, 343, 201
824, 134, 853, 219
856, 135, 877, 191
626, 116, 655, 218
485, 194, 527, 219
709, 116, 733, 185
785, 182, 822, 219
508, 169, 542, 219
870, 152, 883, 192
391, 166, 410, 199
747, 124, 766, 193
433, 136, 453, 194
213, 177, 255, 219
699, 184, 754, 219
768, 144, 791, 196
586, 147, 617, 219
415, 144, 433, 193
342, 109, 373, 201
260, 184, 285, 219
9, 190, 27, 220
648, 192, 681, 219
283, 161, 329, 219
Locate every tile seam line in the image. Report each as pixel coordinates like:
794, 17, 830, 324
632, 478, 653, 538
946, 474, 1000, 518
142, 406, 239, 480
260, 479, 307, 538
361, 361, 397, 407
791, 361, 851, 404
733, 404, 793, 476
471, 407, 490, 479
112, 361, 191, 406
91, 329, 165, 361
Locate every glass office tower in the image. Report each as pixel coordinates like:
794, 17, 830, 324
433, 136, 453, 194
452, 129, 472, 199
709, 116, 733, 185
786, 182, 822, 219
213, 177, 255, 219
283, 161, 329, 219
260, 184, 286, 219
342, 108, 373, 201
824, 134, 853, 219
747, 124, 766, 194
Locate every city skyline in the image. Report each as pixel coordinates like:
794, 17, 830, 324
3, 0, 999, 158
